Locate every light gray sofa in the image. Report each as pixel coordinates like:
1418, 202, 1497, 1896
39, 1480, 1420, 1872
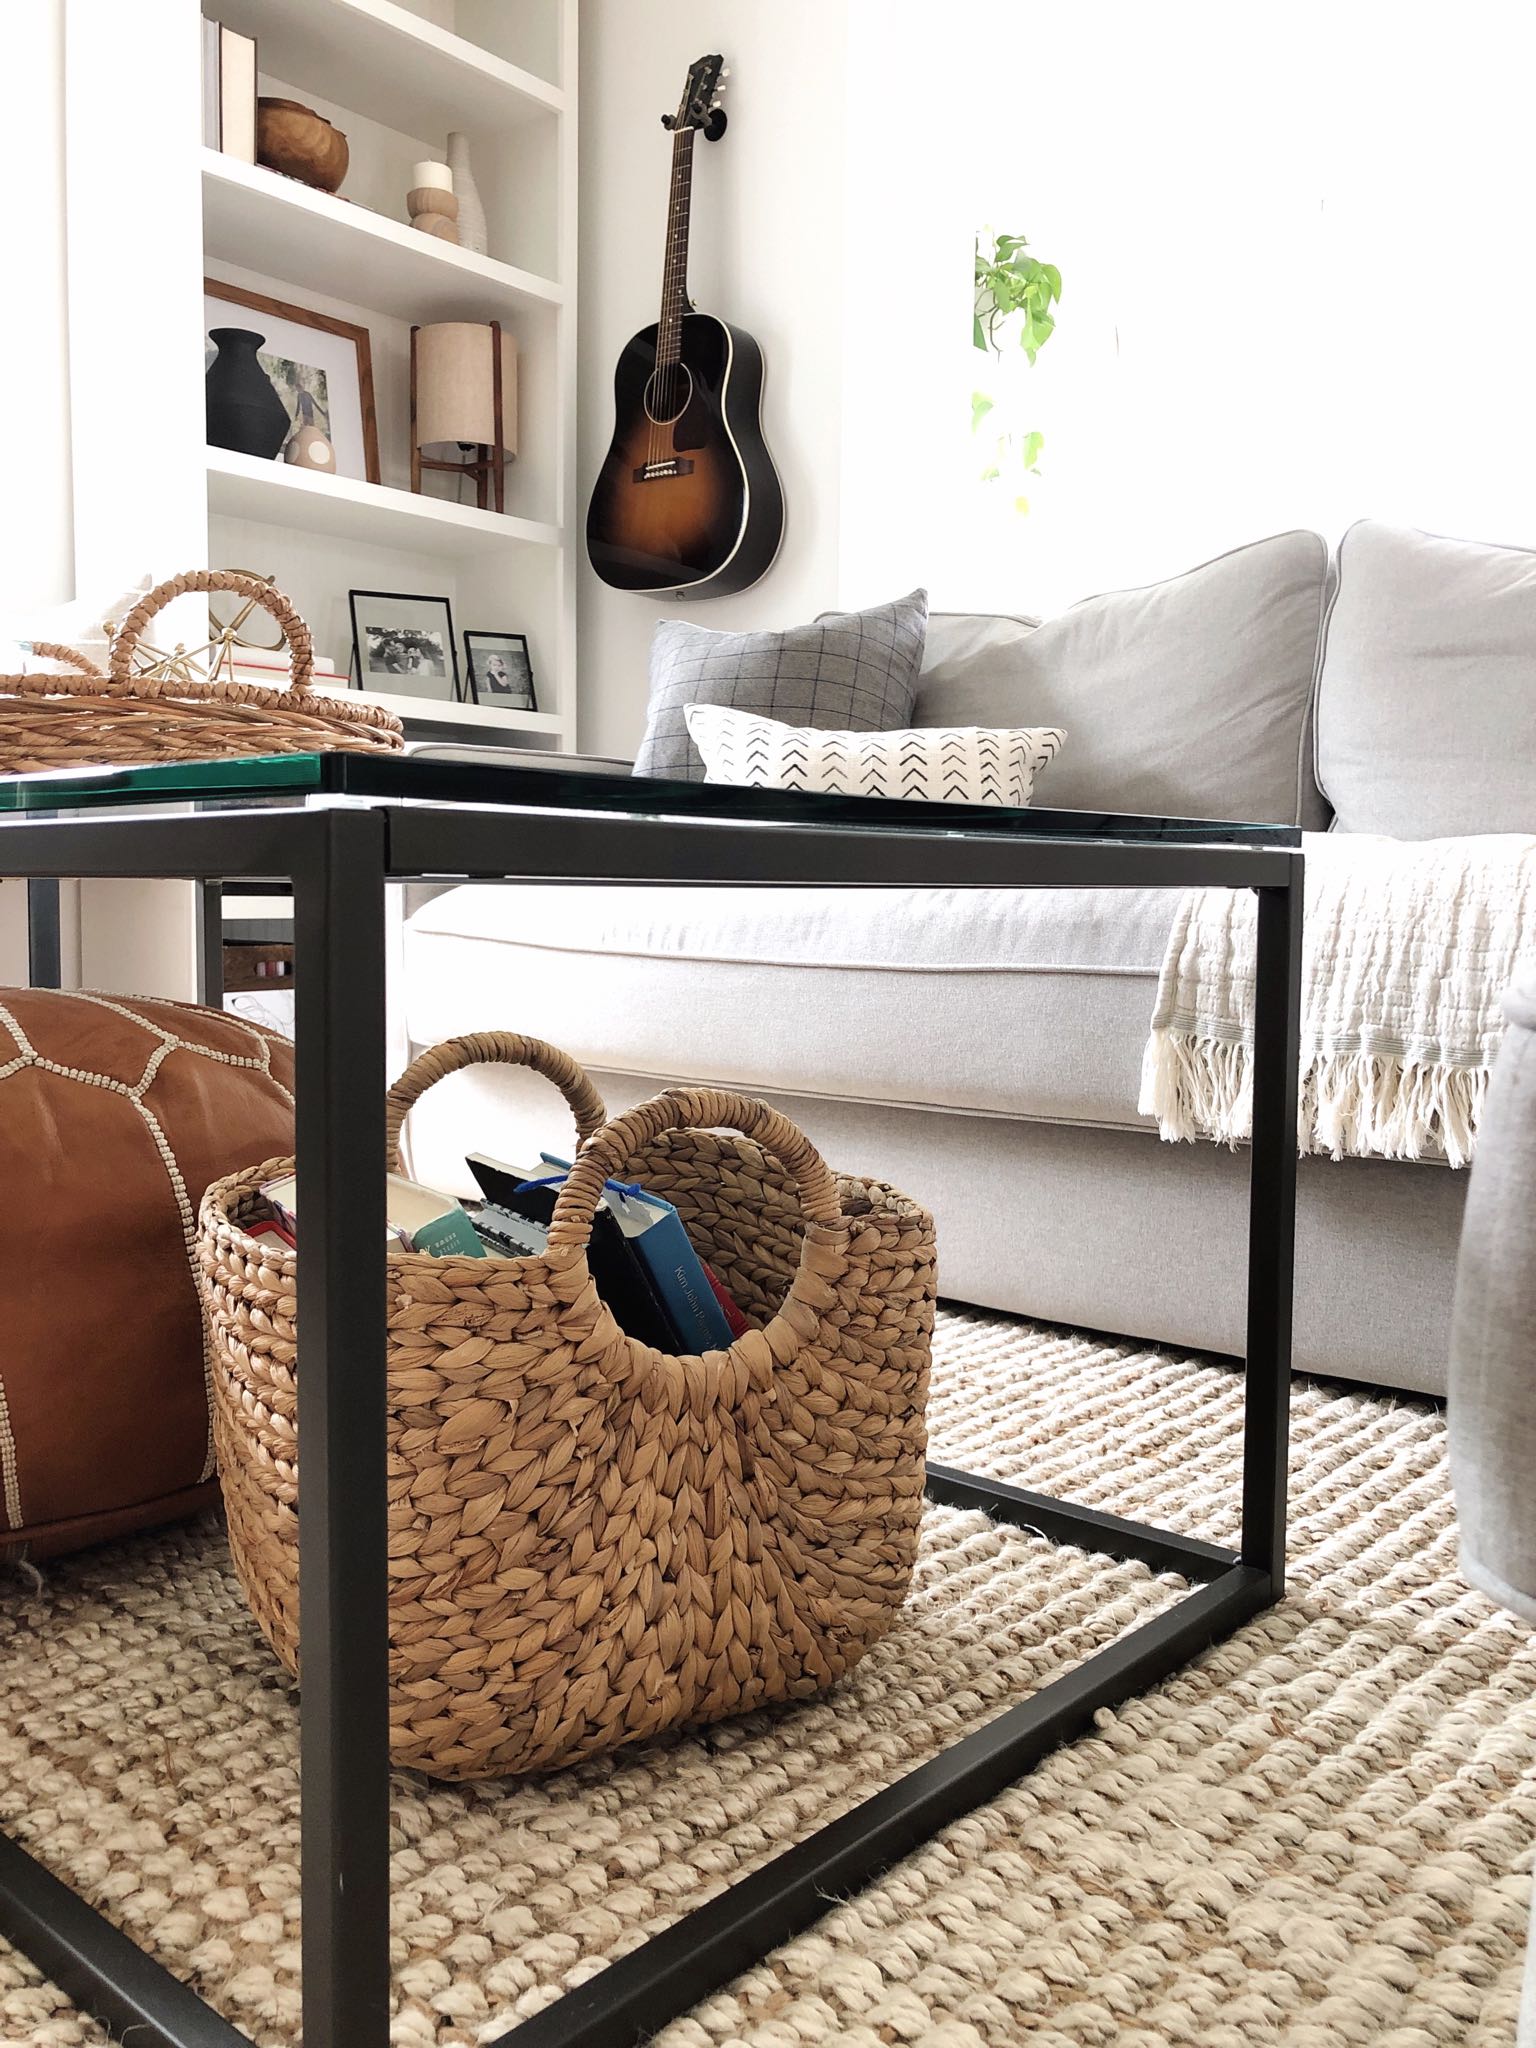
402, 522, 1536, 1399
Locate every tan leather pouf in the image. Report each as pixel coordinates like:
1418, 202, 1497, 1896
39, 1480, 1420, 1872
0, 988, 295, 1559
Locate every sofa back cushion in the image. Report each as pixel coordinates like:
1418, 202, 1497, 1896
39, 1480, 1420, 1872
1315, 521, 1536, 837
913, 531, 1332, 827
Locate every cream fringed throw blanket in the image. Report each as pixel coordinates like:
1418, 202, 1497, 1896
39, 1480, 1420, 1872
1139, 831, 1536, 1167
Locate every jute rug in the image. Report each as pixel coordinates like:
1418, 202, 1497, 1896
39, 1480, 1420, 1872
1, 1311, 1532, 2046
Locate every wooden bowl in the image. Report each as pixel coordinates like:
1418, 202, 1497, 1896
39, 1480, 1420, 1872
256, 97, 349, 193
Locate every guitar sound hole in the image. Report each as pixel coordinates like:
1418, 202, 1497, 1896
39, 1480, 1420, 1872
642, 363, 694, 425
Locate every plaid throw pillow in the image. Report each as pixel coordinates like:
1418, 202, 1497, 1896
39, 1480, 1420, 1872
633, 589, 929, 781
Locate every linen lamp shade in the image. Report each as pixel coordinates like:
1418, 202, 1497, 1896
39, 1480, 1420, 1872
413, 322, 517, 458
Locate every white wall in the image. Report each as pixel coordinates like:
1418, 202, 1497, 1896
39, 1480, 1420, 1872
0, 0, 73, 981
840, 0, 1536, 617
2, 0, 73, 616
576, 0, 850, 757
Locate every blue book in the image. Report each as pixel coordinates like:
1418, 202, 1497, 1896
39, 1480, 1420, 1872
537, 1154, 736, 1353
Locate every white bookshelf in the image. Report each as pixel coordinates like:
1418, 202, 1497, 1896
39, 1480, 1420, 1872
60, 0, 578, 1002
66, 0, 577, 750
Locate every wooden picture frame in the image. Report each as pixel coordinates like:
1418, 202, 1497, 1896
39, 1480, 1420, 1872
462, 630, 537, 711
204, 276, 380, 483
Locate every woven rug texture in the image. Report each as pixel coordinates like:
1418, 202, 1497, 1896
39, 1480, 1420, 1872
1, 1309, 1532, 2046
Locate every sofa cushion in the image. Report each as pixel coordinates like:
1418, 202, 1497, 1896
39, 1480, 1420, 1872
634, 589, 928, 781
1315, 521, 1536, 837
912, 532, 1331, 828
404, 881, 1175, 1134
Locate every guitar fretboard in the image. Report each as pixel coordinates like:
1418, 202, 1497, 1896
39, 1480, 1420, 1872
656, 127, 695, 369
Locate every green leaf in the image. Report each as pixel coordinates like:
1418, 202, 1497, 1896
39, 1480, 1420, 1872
970, 391, 995, 431
1022, 430, 1045, 468
980, 464, 1001, 482
973, 312, 987, 351
1013, 494, 1031, 516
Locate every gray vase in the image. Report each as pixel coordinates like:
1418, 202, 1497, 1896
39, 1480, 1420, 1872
446, 133, 487, 255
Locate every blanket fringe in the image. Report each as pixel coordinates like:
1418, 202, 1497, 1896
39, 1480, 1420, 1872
1139, 1029, 1488, 1168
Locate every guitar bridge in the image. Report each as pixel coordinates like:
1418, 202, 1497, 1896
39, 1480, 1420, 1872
633, 457, 696, 482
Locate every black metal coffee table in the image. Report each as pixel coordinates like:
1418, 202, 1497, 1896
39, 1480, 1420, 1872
0, 752, 1302, 2048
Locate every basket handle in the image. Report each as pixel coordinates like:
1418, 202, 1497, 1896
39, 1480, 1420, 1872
546, 1087, 842, 1253
108, 570, 314, 695
385, 1032, 609, 1173
23, 641, 108, 681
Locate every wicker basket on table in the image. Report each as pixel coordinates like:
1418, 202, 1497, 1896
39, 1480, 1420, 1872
198, 1031, 937, 1781
0, 568, 402, 771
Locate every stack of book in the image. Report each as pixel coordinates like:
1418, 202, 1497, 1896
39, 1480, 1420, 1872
225, 651, 349, 691
466, 1153, 746, 1353
255, 1153, 749, 1353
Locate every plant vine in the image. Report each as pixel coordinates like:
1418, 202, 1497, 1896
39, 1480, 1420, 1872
973, 230, 1061, 513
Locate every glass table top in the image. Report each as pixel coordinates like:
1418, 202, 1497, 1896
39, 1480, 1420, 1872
0, 751, 1300, 847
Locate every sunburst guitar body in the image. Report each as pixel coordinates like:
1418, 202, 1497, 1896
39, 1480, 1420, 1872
586, 55, 785, 598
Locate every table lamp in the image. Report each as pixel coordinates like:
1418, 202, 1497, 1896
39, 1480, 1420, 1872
410, 321, 517, 512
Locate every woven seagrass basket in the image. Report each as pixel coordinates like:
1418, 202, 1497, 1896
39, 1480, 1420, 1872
0, 568, 402, 772
198, 1032, 936, 1780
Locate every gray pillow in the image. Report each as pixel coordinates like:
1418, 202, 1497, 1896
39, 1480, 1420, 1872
634, 589, 928, 781
913, 534, 1331, 827
1315, 520, 1536, 837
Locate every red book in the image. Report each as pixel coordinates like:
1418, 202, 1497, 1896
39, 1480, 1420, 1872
703, 1262, 751, 1338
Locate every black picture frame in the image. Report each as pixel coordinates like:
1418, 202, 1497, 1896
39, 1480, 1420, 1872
463, 631, 537, 712
348, 589, 461, 702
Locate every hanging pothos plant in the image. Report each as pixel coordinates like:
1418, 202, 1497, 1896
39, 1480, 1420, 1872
973, 230, 1061, 514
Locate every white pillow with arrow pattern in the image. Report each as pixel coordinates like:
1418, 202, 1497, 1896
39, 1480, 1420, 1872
683, 703, 1066, 807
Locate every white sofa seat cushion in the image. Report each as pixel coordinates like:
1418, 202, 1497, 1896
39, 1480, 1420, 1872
403, 882, 1177, 1132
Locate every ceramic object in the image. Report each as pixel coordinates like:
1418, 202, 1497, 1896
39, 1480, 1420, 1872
206, 328, 289, 459
407, 175, 460, 245
257, 97, 349, 192
446, 132, 487, 254
285, 424, 335, 471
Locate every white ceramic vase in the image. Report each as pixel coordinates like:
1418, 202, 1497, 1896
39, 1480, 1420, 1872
446, 133, 487, 255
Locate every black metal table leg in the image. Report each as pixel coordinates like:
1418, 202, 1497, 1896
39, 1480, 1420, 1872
196, 880, 224, 1006
25, 811, 61, 988
291, 809, 393, 2048
1241, 860, 1303, 1590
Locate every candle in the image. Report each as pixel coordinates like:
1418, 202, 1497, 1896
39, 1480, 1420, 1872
411, 159, 453, 192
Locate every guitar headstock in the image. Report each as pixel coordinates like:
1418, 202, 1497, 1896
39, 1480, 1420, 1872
663, 53, 728, 134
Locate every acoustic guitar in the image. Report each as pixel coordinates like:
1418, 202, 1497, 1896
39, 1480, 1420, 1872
586, 54, 785, 598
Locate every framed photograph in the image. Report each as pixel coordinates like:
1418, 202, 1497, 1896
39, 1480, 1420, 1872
463, 631, 537, 711
349, 590, 460, 702
204, 278, 380, 482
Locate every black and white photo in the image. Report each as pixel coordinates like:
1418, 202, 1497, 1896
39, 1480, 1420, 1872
348, 590, 459, 701
463, 630, 537, 710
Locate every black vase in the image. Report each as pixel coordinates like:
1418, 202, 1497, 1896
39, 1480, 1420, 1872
206, 328, 290, 459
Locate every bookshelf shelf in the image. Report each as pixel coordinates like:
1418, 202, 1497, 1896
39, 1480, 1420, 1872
310, 683, 565, 735
209, 0, 563, 136
205, 447, 562, 557
202, 153, 563, 324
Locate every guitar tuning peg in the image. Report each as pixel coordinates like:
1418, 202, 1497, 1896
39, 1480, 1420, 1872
720, 66, 731, 78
